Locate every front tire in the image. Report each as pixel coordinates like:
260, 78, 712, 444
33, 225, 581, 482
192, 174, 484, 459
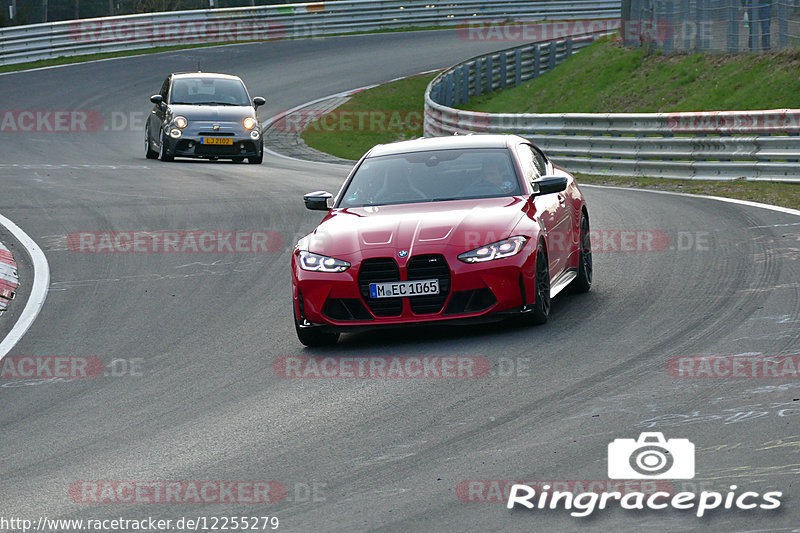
159, 132, 174, 162
295, 317, 340, 347
571, 212, 592, 293
248, 140, 263, 164
145, 124, 158, 159
526, 240, 550, 325
294, 295, 339, 346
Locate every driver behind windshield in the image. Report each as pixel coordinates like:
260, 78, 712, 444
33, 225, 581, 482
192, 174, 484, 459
481, 156, 518, 194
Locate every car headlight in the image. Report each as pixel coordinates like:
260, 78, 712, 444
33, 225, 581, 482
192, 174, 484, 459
243, 117, 257, 130
298, 251, 350, 273
174, 116, 188, 129
458, 236, 528, 263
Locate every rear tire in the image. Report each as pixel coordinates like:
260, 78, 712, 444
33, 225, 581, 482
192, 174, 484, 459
145, 125, 158, 159
571, 212, 592, 293
526, 241, 550, 325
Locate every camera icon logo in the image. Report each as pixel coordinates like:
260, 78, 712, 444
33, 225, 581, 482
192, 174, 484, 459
608, 432, 695, 479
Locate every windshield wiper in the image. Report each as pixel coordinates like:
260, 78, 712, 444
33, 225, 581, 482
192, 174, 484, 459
194, 101, 240, 106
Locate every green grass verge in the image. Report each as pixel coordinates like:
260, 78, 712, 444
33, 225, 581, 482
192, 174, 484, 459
462, 37, 800, 113
300, 72, 437, 161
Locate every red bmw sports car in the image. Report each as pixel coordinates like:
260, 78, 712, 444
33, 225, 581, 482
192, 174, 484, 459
292, 134, 592, 346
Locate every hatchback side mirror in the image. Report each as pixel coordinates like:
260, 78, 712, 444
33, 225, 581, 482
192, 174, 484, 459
531, 176, 567, 196
150, 94, 163, 106
253, 97, 266, 107
304, 191, 333, 211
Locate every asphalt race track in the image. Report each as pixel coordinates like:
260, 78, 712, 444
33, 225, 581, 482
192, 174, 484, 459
1, 30, 799, 532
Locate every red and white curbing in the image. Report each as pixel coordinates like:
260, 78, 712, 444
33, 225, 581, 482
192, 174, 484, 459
0, 241, 18, 314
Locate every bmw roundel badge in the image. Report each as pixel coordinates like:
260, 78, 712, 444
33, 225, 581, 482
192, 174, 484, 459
398, 250, 409, 258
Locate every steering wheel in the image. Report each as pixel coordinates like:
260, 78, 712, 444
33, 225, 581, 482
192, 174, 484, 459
459, 181, 506, 196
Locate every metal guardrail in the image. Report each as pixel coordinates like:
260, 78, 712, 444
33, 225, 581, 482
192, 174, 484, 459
0, 0, 621, 66
423, 34, 800, 181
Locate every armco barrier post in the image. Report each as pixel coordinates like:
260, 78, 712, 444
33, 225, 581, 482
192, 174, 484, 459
499, 52, 507, 90
486, 55, 494, 93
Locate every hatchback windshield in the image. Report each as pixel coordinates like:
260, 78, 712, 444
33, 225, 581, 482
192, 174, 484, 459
337, 148, 522, 208
170, 78, 250, 106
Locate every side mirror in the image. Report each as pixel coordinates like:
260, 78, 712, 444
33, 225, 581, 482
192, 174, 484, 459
253, 97, 266, 108
304, 191, 333, 211
150, 94, 164, 106
531, 176, 567, 197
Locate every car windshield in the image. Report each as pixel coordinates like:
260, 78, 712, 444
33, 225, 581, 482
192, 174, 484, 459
169, 78, 250, 106
337, 148, 522, 208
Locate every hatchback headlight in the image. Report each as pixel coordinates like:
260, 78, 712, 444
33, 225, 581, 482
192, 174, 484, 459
458, 236, 528, 263
174, 116, 188, 129
298, 251, 350, 273
243, 117, 257, 130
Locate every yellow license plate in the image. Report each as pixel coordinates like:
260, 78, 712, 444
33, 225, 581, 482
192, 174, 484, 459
201, 137, 233, 145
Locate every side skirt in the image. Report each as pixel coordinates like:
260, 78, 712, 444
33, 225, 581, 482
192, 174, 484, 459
550, 268, 577, 299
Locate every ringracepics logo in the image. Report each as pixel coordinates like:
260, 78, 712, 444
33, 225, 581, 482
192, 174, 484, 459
608, 432, 694, 479
507, 432, 782, 517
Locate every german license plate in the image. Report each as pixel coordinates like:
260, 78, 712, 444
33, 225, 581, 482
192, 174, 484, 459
369, 279, 439, 299
201, 137, 233, 145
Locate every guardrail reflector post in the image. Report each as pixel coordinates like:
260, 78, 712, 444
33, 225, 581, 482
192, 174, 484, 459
486, 56, 494, 93
461, 65, 470, 103
533, 44, 541, 79
444, 75, 453, 107
475, 58, 483, 96
548, 41, 557, 72
499, 52, 507, 90
514, 48, 522, 86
